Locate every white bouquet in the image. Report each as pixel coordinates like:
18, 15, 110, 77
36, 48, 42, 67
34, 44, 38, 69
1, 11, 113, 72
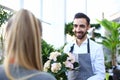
43, 51, 79, 80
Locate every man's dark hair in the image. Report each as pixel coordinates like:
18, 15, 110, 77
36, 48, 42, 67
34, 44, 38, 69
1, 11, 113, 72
74, 13, 90, 25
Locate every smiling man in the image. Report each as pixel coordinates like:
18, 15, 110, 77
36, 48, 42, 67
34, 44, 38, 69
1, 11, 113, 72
64, 13, 105, 80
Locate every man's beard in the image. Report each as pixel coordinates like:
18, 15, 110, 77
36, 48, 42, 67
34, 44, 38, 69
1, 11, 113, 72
75, 31, 87, 39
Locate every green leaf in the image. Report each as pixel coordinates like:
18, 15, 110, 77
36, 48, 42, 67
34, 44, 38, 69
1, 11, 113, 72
57, 53, 68, 62
73, 62, 79, 68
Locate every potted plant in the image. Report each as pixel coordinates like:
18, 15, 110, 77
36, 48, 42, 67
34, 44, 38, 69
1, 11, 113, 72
98, 19, 120, 80
98, 19, 120, 67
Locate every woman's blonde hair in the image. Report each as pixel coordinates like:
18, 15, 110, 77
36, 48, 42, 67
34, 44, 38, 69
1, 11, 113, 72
4, 9, 43, 79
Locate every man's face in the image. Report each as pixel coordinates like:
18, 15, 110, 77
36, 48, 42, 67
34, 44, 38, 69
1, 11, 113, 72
73, 18, 89, 39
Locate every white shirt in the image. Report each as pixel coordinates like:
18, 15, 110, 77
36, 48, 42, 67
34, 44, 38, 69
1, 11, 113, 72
64, 38, 105, 80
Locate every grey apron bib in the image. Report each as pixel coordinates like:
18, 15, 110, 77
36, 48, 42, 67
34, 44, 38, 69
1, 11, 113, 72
67, 39, 94, 80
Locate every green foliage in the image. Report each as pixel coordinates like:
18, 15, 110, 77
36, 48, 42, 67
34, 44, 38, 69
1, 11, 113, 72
41, 39, 67, 64
57, 53, 68, 62
42, 39, 55, 64
0, 7, 13, 64
0, 7, 13, 27
98, 19, 120, 52
65, 22, 74, 36
91, 23, 101, 29
90, 32, 102, 41
105, 61, 112, 70
98, 19, 120, 66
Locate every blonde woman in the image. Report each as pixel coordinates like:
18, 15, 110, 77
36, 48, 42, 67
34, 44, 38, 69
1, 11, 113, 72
0, 9, 56, 80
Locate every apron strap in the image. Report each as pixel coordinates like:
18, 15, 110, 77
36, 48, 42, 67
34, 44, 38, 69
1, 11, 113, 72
69, 44, 75, 53
87, 39, 90, 53
69, 39, 90, 53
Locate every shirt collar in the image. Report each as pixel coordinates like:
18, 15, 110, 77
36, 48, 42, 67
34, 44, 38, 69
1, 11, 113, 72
73, 38, 88, 45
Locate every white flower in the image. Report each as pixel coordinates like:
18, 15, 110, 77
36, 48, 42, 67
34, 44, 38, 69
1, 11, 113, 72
49, 51, 61, 61
44, 60, 51, 72
51, 63, 62, 73
67, 53, 75, 63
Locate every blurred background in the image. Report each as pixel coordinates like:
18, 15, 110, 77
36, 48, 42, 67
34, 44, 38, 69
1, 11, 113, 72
1, 1, 120, 79
1, 0, 120, 49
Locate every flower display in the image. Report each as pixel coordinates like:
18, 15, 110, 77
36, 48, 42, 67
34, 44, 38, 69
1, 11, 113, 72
43, 51, 79, 80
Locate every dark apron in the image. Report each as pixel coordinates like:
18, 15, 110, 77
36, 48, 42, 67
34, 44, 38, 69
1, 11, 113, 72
67, 39, 94, 80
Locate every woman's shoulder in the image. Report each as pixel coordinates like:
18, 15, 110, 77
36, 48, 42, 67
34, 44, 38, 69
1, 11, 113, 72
0, 65, 9, 80
11, 65, 56, 80
0, 65, 56, 80
30, 72, 56, 80
0, 65, 5, 74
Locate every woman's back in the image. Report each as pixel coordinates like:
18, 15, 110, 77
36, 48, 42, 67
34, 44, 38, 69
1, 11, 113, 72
1, 9, 56, 80
0, 65, 56, 80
